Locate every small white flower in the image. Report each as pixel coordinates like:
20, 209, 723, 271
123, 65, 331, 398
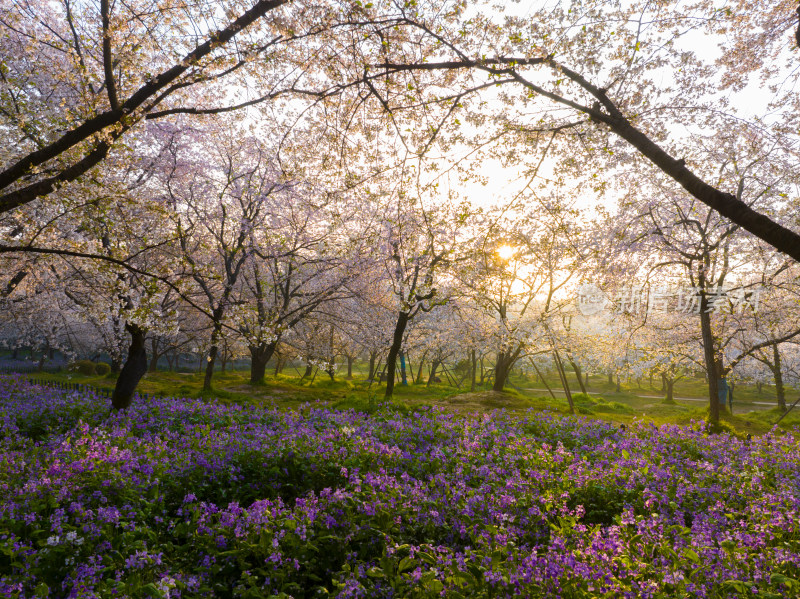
47, 535, 59, 546
65, 531, 77, 542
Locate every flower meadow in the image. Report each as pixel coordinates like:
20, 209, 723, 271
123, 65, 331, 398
1, 376, 799, 598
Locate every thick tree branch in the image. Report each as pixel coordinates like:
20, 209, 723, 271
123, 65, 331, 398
0, 0, 287, 210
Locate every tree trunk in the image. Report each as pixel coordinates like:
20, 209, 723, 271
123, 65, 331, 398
202, 318, 224, 392
470, 349, 477, 392
615, 374, 621, 393
385, 311, 409, 399
699, 301, 721, 424
250, 341, 277, 384
346, 355, 353, 380
607, 372, 614, 385
553, 349, 575, 414
568, 357, 587, 394
148, 338, 159, 372
415, 354, 426, 384
773, 344, 786, 412
203, 344, 218, 392
665, 377, 675, 403
427, 359, 441, 387
660, 372, 666, 393
112, 323, 148, 410
367, 351, 377, 381
303, 363, 313, 378
492, 349, 520, 392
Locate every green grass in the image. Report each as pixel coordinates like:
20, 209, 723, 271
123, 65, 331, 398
26, 365, 798, 436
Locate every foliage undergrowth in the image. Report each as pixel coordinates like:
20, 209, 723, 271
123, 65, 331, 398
2, 375, 800, 598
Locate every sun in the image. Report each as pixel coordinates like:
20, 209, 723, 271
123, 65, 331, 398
497, 245, 515, 260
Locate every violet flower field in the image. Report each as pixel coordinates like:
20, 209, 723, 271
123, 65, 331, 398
1, 376, 799, 598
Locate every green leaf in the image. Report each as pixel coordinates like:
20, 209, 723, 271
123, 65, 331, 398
682, 548, 700, 564
398, 556, 415, 573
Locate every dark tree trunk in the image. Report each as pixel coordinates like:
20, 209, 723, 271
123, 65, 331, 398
203, 344, 218, 391
346, 355, 353, 380
148, 338, 160, 372
427, 359, 441, 387
385, 311, 409, 399
303, 363, 313, 378
584, 372, 588, 388
493, 348, 520, 392
367, 351, 377, 381
608, 372, 614, 385
665, 377, 675, 403
470, 349, 477, 392
699, 299, 721, 424
250, 341, 277, 384
202, 317, 224, 392
660, 372, 667, 393
773, 344, 786, 412
112, 323, 148, 410
615, 374, 621, 393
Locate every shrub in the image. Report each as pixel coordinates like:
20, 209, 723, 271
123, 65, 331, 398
94, 362, 111, 375
69, 360, 97, 376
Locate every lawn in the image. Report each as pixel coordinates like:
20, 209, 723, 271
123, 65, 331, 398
1, 375, 800, 597
27, 366, 800, 436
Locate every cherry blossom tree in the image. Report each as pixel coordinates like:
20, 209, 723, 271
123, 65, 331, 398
329, 0, 800, 260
